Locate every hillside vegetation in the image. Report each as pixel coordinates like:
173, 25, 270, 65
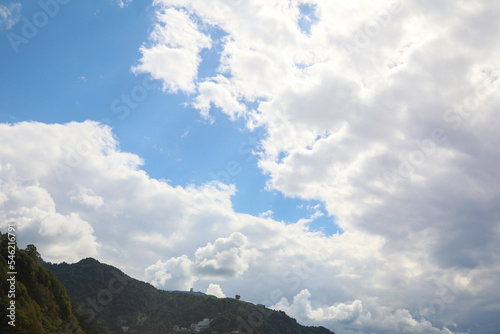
0, 232, 84, 334
42, 257, 335, 334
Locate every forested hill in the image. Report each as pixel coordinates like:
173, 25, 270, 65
42, 257, 336, 334
0, 232, 85, 334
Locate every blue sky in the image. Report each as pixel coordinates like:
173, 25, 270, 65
0, 0, 337, 235
1, 1, 500, 333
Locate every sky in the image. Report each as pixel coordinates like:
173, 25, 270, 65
0, 1, 499, 333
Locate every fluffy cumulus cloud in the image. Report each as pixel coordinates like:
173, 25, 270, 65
272, 289, 470, 334
143, 232, 259, 289
145, 255, 196, 290
194, 232, 260, 278
0, 3, 21, 30
206, 283, 226, 298
273, 289, 363, 324
133, 6, 211, 93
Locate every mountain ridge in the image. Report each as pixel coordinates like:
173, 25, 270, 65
42, 256, 336, 334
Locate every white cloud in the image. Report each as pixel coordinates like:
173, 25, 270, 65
272, 290, 362, 323
206, 283, 226, 298
133, 7, 211, 93
259, 210, 273, 218
0, 3, 21, 31
0, 162, 99, 262
273, 289, 470, 334
145, 255, 196, 290
115, 0, 133, 8
194, 76, 248, 120
194, 232, 260, 278
70, 187, 104, 209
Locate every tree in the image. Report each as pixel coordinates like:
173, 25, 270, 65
25, 244, 40, 262
235, 295, 240, 300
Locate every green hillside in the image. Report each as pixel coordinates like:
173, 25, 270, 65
0, 232, 85, 334
42, 257, 335, 334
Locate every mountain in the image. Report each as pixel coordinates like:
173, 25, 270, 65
0, 232, 85, 334
42, 257, 336, 334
